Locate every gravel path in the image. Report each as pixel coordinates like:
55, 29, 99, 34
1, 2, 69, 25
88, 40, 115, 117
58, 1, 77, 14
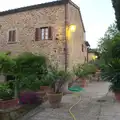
19, 82, 120, 120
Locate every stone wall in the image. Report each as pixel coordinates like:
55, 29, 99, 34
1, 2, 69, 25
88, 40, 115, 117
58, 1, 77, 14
67, 3, 87, 70
0, 5, 66, 69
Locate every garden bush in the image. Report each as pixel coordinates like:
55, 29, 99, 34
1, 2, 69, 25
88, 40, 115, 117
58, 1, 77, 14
73, 64, 89, 78
14, 52, 47, 78
0, 52, 15, 74
11, 52, 48, 95
0, 83, 13, 101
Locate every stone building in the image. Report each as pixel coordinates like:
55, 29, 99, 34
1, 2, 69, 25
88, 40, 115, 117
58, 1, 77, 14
0, 0, 88, 70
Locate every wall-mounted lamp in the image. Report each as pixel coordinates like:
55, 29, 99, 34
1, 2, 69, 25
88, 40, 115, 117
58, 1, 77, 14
92, 55, 98, 60
69, 24, 76, 32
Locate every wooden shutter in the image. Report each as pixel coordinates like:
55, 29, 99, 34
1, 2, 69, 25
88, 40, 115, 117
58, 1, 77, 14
48, 27, 53, 40
9, 31, 12, 42
12, 30, 16, 42
35, 28, 41, 41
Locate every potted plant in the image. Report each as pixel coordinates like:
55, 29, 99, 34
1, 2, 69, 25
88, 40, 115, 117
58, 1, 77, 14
0, 83, 18, 109
12, 52, 47, 98
18, 75, 46, 102
73, 64, 89, 87
101, 58, 120, 101
46, 67, 71, 108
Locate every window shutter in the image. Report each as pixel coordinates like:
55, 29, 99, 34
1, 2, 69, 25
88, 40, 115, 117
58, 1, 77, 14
12, 30, 16, 42
35, 28, 41, 41
9, 31, 12, 42
48, 27, 53, 39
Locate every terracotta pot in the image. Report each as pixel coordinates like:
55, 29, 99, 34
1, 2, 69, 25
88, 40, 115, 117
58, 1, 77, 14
114, 92, 120, 101
0, 98, 19, 109
40, 86, 53, 92
47, 92, 63, 108
80, 78, 87, 88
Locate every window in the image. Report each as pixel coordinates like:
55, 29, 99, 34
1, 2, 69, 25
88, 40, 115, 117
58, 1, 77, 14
35, 27, 52, 41
41, 27, 48, 40
8, 30, 16, 42
82, 44, 84, 52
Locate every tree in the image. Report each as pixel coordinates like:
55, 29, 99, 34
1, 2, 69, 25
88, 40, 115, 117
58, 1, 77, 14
112, 0, 120, 31
98, 23, 120, 63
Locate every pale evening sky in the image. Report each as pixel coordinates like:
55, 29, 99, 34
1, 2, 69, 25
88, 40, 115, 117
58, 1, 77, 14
0, 0, 115, 48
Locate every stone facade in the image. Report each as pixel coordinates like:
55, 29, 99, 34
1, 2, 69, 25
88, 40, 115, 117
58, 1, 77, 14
0, 0, 87, 70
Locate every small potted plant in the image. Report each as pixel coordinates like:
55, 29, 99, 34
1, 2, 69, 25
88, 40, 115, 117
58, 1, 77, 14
0, 83, 18, 109
73, 64, 89, 87
46, 67, 71, 108
102, 58, 120, 101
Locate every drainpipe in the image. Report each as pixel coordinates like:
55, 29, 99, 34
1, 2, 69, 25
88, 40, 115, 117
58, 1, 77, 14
65, 3, 68, 72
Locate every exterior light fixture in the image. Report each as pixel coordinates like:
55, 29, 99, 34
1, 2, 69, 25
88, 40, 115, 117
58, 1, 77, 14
69, 24, 76, 32
92, 55, 98, 60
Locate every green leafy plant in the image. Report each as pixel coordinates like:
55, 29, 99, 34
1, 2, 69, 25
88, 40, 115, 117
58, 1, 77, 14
0, 83, 13, 101
0, 52, 15, 74
13, 52, 47, 78
11, 52, 48, 98
45, 66, 72, 93
20, 77, 42, 92
84, 63, 97, 75
73, 64, 89, 78
102, 58, 120, 92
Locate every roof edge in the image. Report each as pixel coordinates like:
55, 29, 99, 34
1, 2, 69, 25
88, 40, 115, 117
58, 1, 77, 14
0, 0, 69, 16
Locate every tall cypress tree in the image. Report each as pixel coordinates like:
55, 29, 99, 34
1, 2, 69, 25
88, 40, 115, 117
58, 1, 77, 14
112, 0, 120, 31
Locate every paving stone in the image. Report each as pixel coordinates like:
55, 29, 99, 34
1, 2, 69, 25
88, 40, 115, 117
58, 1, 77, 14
99, 116, 115, 120
114, 115, 120, 120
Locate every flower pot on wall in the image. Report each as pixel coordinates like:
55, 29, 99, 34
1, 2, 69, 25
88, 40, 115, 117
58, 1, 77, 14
0, 98, 19, 109
47, 92, 63, 108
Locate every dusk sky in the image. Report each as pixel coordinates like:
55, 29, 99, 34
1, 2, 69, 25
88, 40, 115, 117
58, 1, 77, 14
0, 0, 115, 48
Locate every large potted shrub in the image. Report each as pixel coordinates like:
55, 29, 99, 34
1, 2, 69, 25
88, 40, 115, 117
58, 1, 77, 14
73, 64, 89, 87
102, 58, 120, 101
46, 67, 71, 108
19, 77, 46, 102
0, 83, 18, 109
12, 52, 47, 98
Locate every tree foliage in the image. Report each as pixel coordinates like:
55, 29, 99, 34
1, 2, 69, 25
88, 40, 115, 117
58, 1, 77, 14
98, 23, 120, 63
112, 0, 120, 31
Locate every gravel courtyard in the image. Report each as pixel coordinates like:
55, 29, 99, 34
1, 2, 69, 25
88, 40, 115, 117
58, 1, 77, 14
19, 82, 120, 120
